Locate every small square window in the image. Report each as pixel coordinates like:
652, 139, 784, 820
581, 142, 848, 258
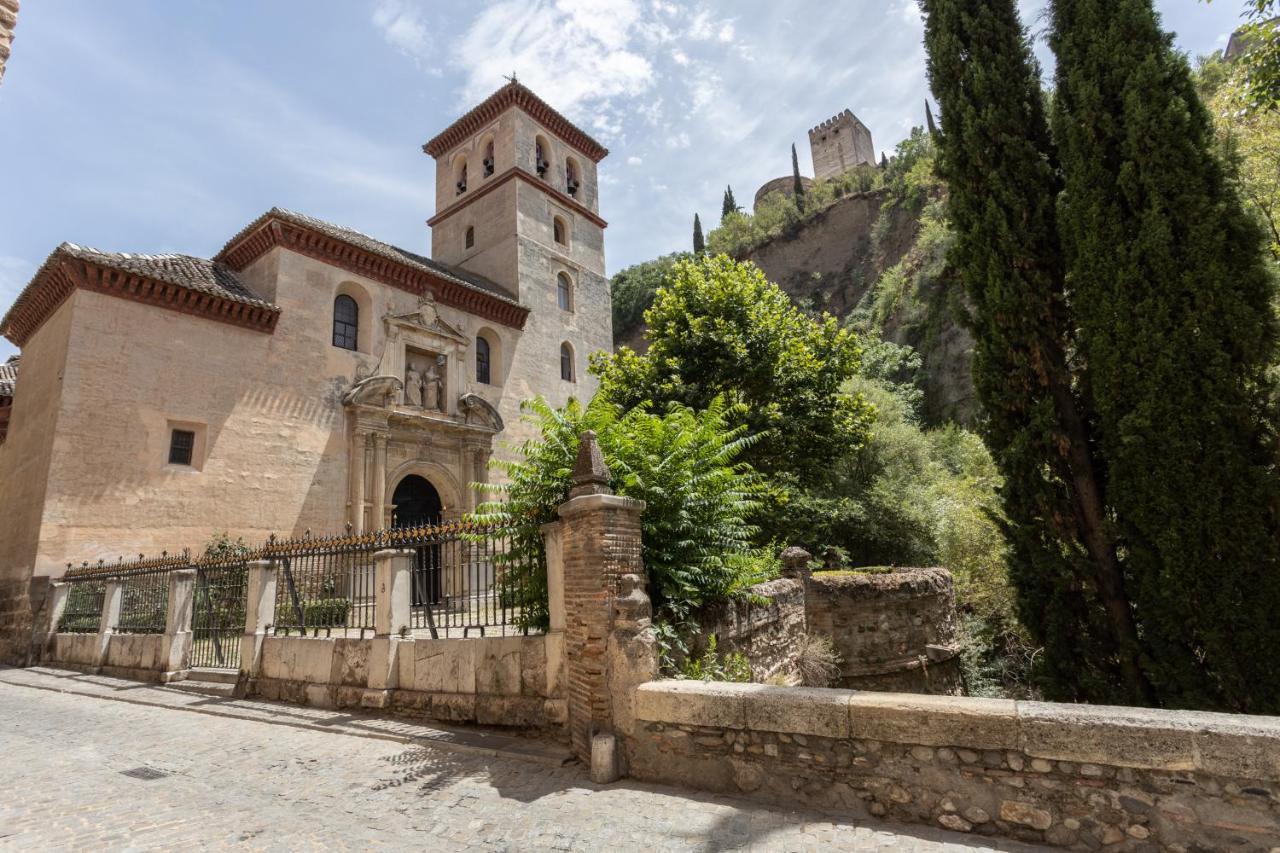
169, 429, 195, 466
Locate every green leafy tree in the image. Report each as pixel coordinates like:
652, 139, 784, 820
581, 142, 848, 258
692, 213, 705, 255
1053, 0, 1280, 711
1198, 51, 1280, 259
721, 185, 740, 219
1206, 0, 1279, 112
610, 252, 690, 341
791, 143, 806, 212
593, 254, 874, 483
922, 0, 1150, 703
473, 395, 769, 626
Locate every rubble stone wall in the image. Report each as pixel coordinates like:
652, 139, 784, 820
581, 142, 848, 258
807, 568, 962, 694
627, 681, 1280, 852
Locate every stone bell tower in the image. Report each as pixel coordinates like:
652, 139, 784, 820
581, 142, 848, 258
422, 80, 614, 443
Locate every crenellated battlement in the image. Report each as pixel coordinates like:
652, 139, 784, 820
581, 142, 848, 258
808, 107, 874, 181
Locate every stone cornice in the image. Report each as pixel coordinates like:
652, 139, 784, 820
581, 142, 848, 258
218, 215, 530, 330
423, 82, 608, 163
1, 252, 280, 348
427, 167, 608, 230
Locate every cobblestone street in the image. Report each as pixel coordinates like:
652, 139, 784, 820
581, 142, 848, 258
0, 668, 1045, 851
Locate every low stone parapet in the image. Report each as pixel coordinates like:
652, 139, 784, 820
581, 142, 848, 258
627, 680, 1280, 850
250, 634, 565, 730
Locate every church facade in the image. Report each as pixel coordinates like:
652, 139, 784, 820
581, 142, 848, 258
0, 82, 612, 581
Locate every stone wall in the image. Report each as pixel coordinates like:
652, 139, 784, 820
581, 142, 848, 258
628, 681, 1280, 852
250, 634, 564, 729
691, 577, 805, 683
807, 568, 962, 694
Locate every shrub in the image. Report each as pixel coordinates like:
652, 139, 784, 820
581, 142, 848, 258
473, 394, 771, 629
301, 598, 351, 627
794, 634, 842, 687
678, 634, 752, 683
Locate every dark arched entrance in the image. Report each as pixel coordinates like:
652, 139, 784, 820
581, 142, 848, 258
391, 474, 442, 528
392, 475, 443, 607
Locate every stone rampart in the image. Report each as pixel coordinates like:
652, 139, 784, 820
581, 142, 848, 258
628, 681, 1280, 851
691, 577, 805, 683
807, 568, 961, 693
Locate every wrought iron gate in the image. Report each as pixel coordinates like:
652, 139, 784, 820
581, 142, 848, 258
190, 563, 247, 669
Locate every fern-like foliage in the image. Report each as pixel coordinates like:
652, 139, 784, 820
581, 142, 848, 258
471, 394, 769, 629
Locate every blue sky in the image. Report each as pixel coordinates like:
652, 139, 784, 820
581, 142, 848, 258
0, 0, 1247, 361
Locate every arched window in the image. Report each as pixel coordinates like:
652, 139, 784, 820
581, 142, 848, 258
557, 272, 573, 311
465, 226, 475, 250
333, 295, 358, 351
483, 139, 495, 176
476, 335, 491, 384
553, 216, 567, 246
560, 342, 575, 382
455, 156, 468, 195
535, 137, 549, 177
565, 158, 580, 197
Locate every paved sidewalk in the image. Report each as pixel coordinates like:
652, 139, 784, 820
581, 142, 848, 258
0, 666, 1047, 851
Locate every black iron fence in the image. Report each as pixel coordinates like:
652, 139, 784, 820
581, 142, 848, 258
271, 536, 377, 638
191, 561, 248, 669
116, 568, 171, 635
57, 579, 105, 633
57, 521, 547, 645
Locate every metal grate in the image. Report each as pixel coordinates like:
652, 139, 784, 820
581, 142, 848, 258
408, 528, 541, 638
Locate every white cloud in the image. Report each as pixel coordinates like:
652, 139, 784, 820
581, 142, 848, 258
452, 0, 655, 116
665, 132, 690, 149
372, 0, 440, 73
627, 155, 643, 165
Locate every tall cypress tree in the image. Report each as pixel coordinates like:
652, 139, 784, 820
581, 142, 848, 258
921, 0, 1152, 702
722, 185, 739, 218
791, 144, 806, 212
1053, 0, 1280, 711
692, 213, 705, 255
925, 100, 938, 136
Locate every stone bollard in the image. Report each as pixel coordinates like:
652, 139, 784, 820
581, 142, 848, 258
159, 569, 196, 683
364, 548, 413, 708
238, 559, 278, 689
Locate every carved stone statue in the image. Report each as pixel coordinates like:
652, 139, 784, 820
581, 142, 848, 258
423, 356, 445, 412
404, 362, 423, 407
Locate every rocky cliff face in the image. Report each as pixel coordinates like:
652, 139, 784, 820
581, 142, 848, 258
742, 191, 976, 425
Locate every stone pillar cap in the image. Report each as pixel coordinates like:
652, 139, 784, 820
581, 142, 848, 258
569, 430, 613, 498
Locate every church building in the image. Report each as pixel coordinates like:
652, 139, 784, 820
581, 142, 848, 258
0, 81, 613, 581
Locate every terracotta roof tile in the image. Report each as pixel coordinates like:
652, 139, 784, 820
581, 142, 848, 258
218, 207, 519, 306
0, 355, 16, 397
57, 244, 274, 308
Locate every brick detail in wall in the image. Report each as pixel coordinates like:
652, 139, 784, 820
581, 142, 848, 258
559, 501, 644, 761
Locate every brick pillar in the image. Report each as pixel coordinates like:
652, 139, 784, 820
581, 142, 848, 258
239, 559, 278, 683
365, 548, 412, 708
556, 430, 650, 769
159, 569, 195, 682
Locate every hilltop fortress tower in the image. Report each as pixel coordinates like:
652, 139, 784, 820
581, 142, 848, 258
753, 108, 875, 211
808, 109, 875, 181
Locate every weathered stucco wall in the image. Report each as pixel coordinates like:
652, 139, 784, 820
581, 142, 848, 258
252, 634, 565, 729
692, 577, 805, 683
807, 568, 962, 694
629, 681, 1280, 851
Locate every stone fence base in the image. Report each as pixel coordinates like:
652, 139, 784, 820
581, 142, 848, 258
626, 681, 1280, 852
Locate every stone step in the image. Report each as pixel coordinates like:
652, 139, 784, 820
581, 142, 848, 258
186, 667, 238, 684
164, 679, 237, 699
